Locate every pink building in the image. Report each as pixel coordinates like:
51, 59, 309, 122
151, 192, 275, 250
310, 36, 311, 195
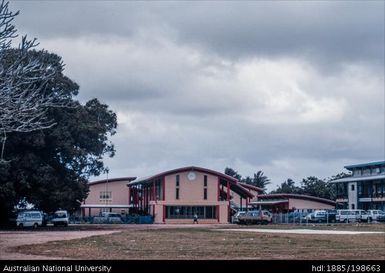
127, 166, 254, 224
81, 167, 336, 222
81, 177, 136, 217
250, 194, 336, 213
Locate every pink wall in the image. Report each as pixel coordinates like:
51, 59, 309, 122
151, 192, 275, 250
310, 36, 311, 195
288, 198, 334, 210
150, 170, 232, 223
83, 180, 130, 216
165, 171, 218, 202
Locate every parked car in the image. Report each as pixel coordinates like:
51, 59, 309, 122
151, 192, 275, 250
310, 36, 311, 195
52, 210, 69, 227
104, 212, 123, 224
305, 210, 326, 223
305, 210, 337, 223
237, 210, 272, 225
336, 209, 364, 223
376, 211, 385, 222
361, 210, 384, 222
16, 210, 43, 228
232, 211, 246, 224
93, 212, 123, 224
287, 211, 308, 223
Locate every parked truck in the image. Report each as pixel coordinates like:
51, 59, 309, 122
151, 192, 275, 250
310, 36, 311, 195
51, 210, 69, 227
237, 210, 272, 225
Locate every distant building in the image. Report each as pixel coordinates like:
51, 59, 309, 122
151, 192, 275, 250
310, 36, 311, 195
127, 166, 254, 224
81, 177, 136, 217
331, 161, 385, 210
250, 194, 335, 213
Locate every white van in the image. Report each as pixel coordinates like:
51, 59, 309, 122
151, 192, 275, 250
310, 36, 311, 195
361, 210, 384, 222
16, 211, 43, 228
52, 210, 69, 227
336, 209, 365, 223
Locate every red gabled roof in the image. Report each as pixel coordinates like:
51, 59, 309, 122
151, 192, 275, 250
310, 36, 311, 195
128, 166, 239, 185
89, 177, 136, 186
239, 182, 264, 193
257, 193, 336, 206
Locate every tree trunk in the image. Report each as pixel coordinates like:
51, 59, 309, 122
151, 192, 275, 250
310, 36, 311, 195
0, 130, 6, 162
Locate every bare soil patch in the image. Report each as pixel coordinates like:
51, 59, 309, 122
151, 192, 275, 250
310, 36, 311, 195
10, 226, 385, 260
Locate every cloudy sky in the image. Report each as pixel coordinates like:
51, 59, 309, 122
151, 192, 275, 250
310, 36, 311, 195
11, 1, 384, 191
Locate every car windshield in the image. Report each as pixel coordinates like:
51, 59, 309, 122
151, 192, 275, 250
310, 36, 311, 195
54, 212, 67, 218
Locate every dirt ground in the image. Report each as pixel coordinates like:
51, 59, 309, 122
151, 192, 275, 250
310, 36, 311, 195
2, 224, 384, 260
0, 229, 122, 259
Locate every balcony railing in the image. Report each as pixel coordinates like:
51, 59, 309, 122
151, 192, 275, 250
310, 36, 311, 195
358, 193, 384, 198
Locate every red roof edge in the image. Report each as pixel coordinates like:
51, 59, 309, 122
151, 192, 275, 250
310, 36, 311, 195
258, 193, 336, 205
89, 176, 136, 186
239, 182, 264, 193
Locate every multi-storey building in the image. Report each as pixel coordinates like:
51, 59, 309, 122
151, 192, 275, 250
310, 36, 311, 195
332, 161, 385, 210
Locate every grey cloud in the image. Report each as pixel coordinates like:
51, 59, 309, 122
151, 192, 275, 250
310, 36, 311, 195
8, 1, 384, 190
11, 1, 384, 69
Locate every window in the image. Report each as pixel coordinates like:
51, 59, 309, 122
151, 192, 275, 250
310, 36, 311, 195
100, 191, 112, 200
351, 204, 355, 209
176, 175, 180, 200
351, 185, 355, 191
165, 206, 217, 219
204, 175, 207, 187
204, 188, 207, 200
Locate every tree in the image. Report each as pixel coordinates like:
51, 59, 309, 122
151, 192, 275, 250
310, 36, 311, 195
224, 167, 271, 193
300, 176, 335, 200
244, 171, 271, 193
0, 50, 117, 223
0, 0, 71, 162
326, 172, 351, 200
224, 167, 242, 181
270, 178, 303, 194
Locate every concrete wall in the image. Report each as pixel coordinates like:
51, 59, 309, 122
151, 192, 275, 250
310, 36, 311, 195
83, 180, 130, 216
348, 182, 358, 209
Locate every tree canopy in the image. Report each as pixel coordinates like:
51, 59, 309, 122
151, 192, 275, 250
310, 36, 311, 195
0, 0, 117, 223
270, 178, 303, 194
224, 167, 271, 193
0, 45, 117, 221
0, 1, 72, 162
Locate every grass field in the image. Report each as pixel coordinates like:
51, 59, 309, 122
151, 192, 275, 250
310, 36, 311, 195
12, 225, 385, 260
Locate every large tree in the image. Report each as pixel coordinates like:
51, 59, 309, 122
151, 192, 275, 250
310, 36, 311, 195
0, 51, 117, 222
224, 167, 271, 193
224, 167, 242, 181
0, 0, 71, 162
300, 176, 335, 200
270, 178, 303, 194
244, 171, 271, 193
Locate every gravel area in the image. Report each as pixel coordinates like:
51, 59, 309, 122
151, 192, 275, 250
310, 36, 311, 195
0, 230, 122, 259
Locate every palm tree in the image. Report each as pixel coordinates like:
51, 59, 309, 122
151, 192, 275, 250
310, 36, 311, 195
249, 171, 271, 193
